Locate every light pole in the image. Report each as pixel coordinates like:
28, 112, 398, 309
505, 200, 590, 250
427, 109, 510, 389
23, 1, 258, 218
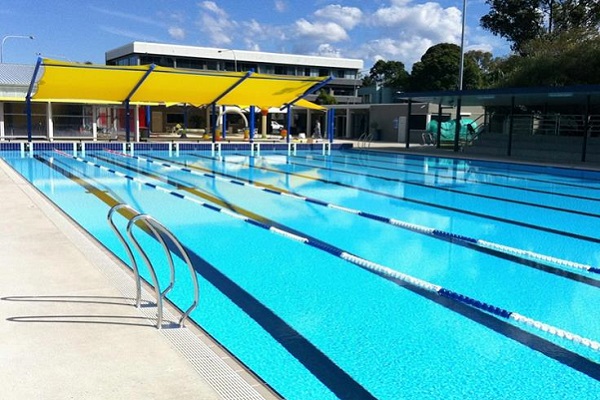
458, 0, 466, 90
1, 35, 35, 63
218, 49, 237, 72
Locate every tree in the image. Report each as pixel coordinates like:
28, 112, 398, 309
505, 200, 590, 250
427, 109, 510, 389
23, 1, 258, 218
480, 0, 547, 54
315, 89, 337, 105
496, 30, 600, 87
481, 0, 600, 54
361, 60, 409, 90
408, 43, 481, 91
465, 50, 505, 88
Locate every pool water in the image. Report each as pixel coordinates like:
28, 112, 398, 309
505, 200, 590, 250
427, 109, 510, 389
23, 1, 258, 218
3, 147, 600, 399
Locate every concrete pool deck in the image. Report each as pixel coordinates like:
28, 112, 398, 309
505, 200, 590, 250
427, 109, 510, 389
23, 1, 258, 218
0, 159, 279, 399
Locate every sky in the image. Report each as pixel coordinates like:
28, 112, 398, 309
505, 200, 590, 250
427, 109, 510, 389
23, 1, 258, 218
0, 0, 510, 71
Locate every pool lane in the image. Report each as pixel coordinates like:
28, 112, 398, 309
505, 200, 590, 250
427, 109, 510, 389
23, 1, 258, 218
10, 151, 597, 398
88, 151, 600, 351
120, 151, 600, 285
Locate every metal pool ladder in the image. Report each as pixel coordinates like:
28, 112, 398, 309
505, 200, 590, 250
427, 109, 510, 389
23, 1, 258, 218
107, 203, 200, 329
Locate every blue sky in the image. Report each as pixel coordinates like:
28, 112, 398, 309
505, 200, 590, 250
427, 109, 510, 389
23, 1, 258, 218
1, 0, 510, 70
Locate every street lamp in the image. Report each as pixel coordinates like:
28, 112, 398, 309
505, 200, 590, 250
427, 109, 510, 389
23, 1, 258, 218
218, 49, 237, 72
458, 0, 466, 90
1, 35, 35, 63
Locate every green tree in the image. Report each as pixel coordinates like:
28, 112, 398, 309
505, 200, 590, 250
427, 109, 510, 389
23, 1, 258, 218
481, 0, 600, 54
361, 59, 409, 90
480, 0, 547, 54
465, 50, 505, 88
497, 30, 600, 87
315, 89, 337, 105
408, 43, 481, 91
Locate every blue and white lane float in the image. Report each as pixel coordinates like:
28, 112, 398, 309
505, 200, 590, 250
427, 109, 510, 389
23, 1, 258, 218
104, 148, 600, 276
54, 148, 600, 353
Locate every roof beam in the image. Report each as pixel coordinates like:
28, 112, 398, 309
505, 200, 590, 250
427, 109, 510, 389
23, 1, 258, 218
26, 57, 43, 142
209, 70, 253, 106
124, 64, 156, 102
281, 76, 332, 110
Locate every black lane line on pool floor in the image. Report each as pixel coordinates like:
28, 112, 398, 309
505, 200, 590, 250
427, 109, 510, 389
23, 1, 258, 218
140, 153, 600, 288
349, 149, 600, 188
57, 153, 600, 382
290, 152, 600, 203
34, 154, 378, 400
188, 153, 600, 245
261, 155, 600, 220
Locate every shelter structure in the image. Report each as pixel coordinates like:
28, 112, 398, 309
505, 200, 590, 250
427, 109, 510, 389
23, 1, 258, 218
398, 86, 600, 164
9, 58, 331, 144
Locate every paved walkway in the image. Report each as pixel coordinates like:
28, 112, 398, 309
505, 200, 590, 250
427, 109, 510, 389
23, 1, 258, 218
0, 160, 276, 400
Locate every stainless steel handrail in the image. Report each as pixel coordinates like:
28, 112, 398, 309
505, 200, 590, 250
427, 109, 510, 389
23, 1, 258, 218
107, 204, 143, 308
107, 203, 200, 329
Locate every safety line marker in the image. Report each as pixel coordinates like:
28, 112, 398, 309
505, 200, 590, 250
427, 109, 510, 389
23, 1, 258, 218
51, 148, 600, 354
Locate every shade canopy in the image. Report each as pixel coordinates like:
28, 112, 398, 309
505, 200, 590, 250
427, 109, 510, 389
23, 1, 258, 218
31, 59, 328, 110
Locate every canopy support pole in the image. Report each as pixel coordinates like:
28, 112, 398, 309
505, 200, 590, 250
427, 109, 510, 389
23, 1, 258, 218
285, 105, 292, 144
124, 64, 156, 142
249, 106, 255, 143
26, 57, 43, 143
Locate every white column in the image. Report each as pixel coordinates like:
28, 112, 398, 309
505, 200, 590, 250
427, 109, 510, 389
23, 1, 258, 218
345, 108, 352, 138
134, 106, 140, 142
260, 110, 267, 138
47, 102, 54, 142
92, 105, 98, 141
0, 102, 4, 141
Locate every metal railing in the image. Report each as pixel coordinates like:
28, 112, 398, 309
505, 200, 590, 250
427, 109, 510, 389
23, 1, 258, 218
356, 132, 373, 149
107, 203, 200, 329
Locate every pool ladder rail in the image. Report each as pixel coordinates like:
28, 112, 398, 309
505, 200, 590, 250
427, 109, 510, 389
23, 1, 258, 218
107, 203, 200, 329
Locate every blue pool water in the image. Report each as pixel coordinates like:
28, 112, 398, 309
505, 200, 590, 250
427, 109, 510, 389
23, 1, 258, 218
3, 146, 600, 399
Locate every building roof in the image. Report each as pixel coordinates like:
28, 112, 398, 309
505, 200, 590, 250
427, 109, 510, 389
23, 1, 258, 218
106, 41, 364, 70
0, 63, 36, 86
398, 85, 600, 108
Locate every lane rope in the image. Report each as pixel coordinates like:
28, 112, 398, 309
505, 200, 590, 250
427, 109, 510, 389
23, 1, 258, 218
52, 148, 600, 354
104, 148, 600, 276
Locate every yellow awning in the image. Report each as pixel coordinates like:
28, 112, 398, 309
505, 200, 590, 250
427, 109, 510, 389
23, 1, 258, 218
295, 98, 326, 111
32, 59, 328, 109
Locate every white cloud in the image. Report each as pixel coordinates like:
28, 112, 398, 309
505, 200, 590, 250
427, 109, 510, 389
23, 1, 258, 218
316, 43, 341, 58
294, 19, 349, 42
168, 26, 186, 40
370, 1, 462, 44
314, 5, 363, 30
353, 36, 435, 69
274, 0, 286, 12
201, 1, 227, 18
197, 2, 235, 45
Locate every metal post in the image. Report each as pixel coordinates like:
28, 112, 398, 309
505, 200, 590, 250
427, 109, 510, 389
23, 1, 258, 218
436, 103, 443, 148
211, 103, 217, 143
453, 97, 462, 152
26, 57, 43, 142
218, 49, 237, 72
1, 35, 34, 63
507, 96, 515, 156
286, 105, 292, 144
221, 105, 227, 139
125, 100, 131, 142
458, 0, 466, 90
405, 99, 412, 148
581, 94, 590, 162
249, 106, 255, 143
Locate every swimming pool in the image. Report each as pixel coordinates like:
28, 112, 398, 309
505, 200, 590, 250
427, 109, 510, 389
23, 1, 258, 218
2, 143, 600, 399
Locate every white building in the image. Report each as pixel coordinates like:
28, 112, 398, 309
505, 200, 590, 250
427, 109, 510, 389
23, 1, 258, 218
106, 42, 364, 105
